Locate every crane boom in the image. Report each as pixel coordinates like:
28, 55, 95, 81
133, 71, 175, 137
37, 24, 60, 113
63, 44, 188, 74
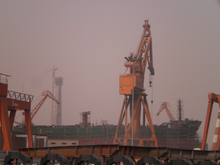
201, 93, 220, 150
15, 90, 59, 125
136, 20, 154, 76
157, 102, 175, 121
30, 90, 59, 121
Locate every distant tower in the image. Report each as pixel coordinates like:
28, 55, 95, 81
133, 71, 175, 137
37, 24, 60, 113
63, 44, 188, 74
80, 111, 91, 128
177, 99, 184, 121
45, 67, 58, 125
55, 77, 63, 125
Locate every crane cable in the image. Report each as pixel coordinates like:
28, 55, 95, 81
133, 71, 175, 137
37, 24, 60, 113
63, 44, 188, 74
149, 74, 154, 119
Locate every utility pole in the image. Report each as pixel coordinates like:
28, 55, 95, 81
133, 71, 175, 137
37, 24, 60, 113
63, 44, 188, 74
46, 66, 58, 125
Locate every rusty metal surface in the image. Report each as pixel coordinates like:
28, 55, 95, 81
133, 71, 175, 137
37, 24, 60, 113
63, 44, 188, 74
18, 145, 220, 161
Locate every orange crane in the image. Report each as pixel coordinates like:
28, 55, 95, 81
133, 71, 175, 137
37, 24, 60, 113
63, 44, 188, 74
0, 73, 34, 150
15, 90, 59, 125
114, 20, 158, 147
157, 102, 175, 121
201, 93, 220, 150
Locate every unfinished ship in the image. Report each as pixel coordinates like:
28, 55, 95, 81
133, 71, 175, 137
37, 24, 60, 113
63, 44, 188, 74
12, 117, 201, 149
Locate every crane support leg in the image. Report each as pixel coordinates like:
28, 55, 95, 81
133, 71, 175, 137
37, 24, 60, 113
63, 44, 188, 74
25, 110, 33, 148
201, 93, 220, 150
201, 100, 213, 150
212, 103, 220, 150
114, 94, 158, 147
141, 96, 158, 147
9, 110, 16, 129
0, 97, 12, 150
3, 110, 16, 150
114, 96, 126, 144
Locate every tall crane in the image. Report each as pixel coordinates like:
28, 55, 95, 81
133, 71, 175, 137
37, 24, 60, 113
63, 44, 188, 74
15, 90, 59, 125
201, 93, 220, 150
46, 67, 58, 125
157, 102, 175, 121
114, 20, 158, 147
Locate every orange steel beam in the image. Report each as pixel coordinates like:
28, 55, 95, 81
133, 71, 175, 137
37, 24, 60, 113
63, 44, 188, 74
25, 110, 33, 148
201, 93, 220, 150
114, 96, 126, 140
3, 110, 16, 150
141, 96, 158, 146
212, 95, 220, 150
0, 97, 12, 150
7, 98, 31, 110
123, 95, 141, 139
18, 144, 220, 162
201, 95, 214, 150
9, 110, 16, 129
114, 94, 158, 147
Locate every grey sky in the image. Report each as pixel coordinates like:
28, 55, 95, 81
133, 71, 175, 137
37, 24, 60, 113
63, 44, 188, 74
1, 1, 220, 149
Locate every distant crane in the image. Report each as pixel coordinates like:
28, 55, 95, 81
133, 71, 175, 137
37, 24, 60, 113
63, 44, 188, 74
46, 67, 58, 125
15, 90, 59, 125
157, 102, 175, 121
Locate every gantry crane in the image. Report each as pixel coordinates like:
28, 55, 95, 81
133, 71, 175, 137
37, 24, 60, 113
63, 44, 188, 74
114, 20, 158, 147
0, 73, 34, 150
201, 93, 220, 150
157, 102, 175, 121
15, 90, 59, 125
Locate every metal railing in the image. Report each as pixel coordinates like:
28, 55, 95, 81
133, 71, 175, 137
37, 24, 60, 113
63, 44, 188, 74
7, 90, 34, 102
0, 73, 11, 84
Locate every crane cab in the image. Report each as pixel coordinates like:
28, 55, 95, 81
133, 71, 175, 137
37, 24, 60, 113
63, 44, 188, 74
119, 75, 143, 95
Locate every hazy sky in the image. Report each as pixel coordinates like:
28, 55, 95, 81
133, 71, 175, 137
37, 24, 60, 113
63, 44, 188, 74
1, 1, 220, 149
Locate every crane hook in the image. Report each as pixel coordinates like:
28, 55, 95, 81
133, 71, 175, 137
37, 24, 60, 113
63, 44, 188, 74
149, 80, 152, 87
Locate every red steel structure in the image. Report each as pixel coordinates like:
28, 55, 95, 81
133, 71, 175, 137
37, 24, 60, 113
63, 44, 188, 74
157, 102, 175, 121
114, 20, 158, 147
80, 111, 91, 128
201, 93, 220, 150
0, 73, 34, 150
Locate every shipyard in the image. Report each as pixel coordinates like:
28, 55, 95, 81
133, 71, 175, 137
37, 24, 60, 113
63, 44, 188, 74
1, 1, 220, 165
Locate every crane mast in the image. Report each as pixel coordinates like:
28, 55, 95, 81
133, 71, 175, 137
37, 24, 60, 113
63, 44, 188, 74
114, 20, 157, 147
